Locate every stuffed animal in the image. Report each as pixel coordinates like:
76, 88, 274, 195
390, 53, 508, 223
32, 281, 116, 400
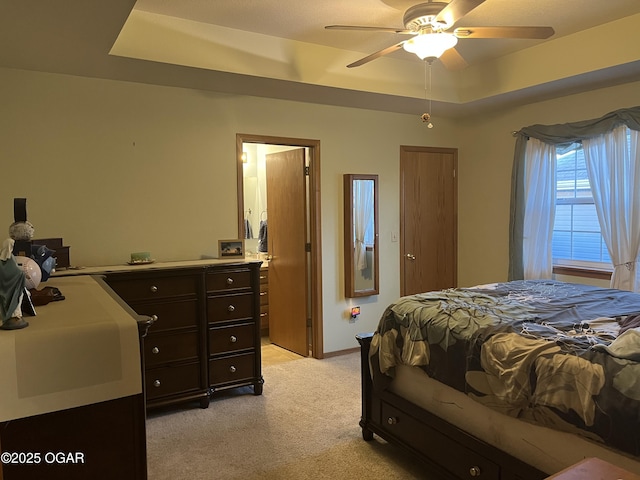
9, 220, 34, 242
10, 198, 34, 257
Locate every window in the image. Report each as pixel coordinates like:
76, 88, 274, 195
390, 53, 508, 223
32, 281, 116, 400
512, 110, 640, 286
552, 142, 612, 269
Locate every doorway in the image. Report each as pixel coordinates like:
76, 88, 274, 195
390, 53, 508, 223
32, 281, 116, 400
236, 134, 323, 359
400, 145, 457, 296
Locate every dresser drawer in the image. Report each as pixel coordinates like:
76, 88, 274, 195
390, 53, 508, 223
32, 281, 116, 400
206, 269, 251, 292
131, 297, 199, 331
207, 293, 253, 323
145, 363, 201, 400
259, 304, 269, 330
380, 401, 500, 480
259, 287, 268, 306
109, 273, 199, 302
144, 331, 199, 367
209, 353, 255, 386
209, 323, 255, 355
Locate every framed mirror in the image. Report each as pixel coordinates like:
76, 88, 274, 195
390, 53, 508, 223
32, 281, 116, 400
344, 174, 379, 298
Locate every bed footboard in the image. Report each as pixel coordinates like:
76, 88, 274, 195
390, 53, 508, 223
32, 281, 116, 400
357, 332, 375, 442
356, 333, 546, 480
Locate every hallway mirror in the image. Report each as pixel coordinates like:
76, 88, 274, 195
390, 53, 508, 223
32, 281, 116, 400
344, 174, 379, 298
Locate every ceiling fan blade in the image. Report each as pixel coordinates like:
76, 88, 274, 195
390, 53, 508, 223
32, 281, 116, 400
325, 25, 412, 34
454, 26, 555, 39
436, 0, 486, 27
439, 47, 468, 70
347, 41, 406, 68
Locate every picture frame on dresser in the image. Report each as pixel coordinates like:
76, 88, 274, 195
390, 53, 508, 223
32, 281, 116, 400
218, 239, 245, 258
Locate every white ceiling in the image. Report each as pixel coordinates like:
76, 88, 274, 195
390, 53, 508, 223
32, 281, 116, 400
2, 0, 640, 116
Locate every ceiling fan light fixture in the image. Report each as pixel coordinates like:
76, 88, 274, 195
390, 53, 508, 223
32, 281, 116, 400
403, 32, 458, 60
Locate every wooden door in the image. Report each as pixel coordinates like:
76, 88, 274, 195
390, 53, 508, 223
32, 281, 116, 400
265, 148, 308, 356
400, 146, 457, 296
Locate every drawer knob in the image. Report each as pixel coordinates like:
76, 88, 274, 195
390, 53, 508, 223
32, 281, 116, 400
230, 335, 237, 343
229, 366, 237, 373
153, 380, 161, 387
152, 346, 160, 354
469, 466, 481, 477
226, 277, 234, 285
387, 417, 398, 425
227, 305, 235, 312
150, 285, 158, 293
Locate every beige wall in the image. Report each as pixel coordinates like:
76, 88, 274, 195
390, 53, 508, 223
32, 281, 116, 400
455, 81, 640, 288
2, 66, 639, 353
0, 67, 458, 354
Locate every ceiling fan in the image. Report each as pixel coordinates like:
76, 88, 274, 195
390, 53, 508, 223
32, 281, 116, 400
325, 0, 555, 69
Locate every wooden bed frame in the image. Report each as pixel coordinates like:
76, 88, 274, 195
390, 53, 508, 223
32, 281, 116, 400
356, 333, 547, 480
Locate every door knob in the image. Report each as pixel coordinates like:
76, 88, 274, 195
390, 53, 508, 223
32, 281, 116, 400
406, 253, 416, 260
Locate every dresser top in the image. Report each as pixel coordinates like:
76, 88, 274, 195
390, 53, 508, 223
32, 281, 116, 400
0, 275, 141, 421
53, 258, 264, 277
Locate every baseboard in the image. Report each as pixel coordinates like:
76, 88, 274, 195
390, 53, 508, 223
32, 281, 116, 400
323, 346, 359, 358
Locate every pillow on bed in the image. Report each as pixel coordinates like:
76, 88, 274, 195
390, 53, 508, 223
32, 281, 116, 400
620, 314, 640, 334
593, 327, 640, 361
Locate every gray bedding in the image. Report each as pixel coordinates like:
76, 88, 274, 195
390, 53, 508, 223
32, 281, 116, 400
370, 280, 640, 456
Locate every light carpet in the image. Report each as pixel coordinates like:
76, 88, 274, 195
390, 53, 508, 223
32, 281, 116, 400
146, 352, 438, 479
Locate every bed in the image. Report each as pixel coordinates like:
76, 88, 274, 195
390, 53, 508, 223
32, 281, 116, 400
357, 280, 640, 479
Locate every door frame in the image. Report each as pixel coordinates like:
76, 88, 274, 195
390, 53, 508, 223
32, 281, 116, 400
236, 133, 324, 359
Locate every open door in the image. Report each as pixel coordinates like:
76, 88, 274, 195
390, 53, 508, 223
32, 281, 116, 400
265, 148, 309, 356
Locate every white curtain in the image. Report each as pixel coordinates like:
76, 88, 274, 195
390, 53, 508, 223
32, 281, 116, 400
354, 180, 374, 271
583, 126, 640, 292
523, 138, 556, 279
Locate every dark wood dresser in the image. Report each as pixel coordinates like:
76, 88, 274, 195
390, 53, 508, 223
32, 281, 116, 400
0, 276, 147, 480
107, 267, 209, 409
259, 266, 269, 335
206, 264, 263, 395
105, 260, 263, 410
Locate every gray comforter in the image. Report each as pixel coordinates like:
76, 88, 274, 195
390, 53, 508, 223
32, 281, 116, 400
370, 280, 640, 456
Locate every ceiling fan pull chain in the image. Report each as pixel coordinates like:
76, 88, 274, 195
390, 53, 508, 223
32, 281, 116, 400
429, 61, 433, 125
421, 60, 434, 128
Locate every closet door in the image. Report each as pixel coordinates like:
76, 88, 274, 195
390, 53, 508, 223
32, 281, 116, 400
400, 146, 457, 296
